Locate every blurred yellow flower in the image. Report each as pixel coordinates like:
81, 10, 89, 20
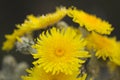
2, 7, 114, 51
86, 32, 120, 65
32, 27, 90, 75
2, 7, 67, 51
67, 8, 113, 35
22, 66, 87, 80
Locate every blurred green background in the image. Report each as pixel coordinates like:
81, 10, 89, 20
0, 0, 120, 68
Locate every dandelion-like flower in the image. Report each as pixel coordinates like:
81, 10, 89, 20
32, 27, 90, 75
67, 8, 114, 35
2, 7, 67, 51
86, 32, 120, 65
22, 66, 87, 80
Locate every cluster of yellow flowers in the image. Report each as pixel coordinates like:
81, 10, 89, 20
2, 7, 120, 80
22, 27, 90, 80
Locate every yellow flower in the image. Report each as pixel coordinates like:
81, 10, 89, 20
22, 66, 87, 80
67, 8, 114, 35
86, 32, 120, 65
32, 27, 90, 75
2, 7, 67, 51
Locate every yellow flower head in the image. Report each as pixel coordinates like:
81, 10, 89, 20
86, 32, 120, 65
32, 27, 90, 75
2, 7, 67, 51
67, 8, 114, 35
22, 66, 87, 80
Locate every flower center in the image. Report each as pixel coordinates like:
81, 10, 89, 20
55, 49, 64, 57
